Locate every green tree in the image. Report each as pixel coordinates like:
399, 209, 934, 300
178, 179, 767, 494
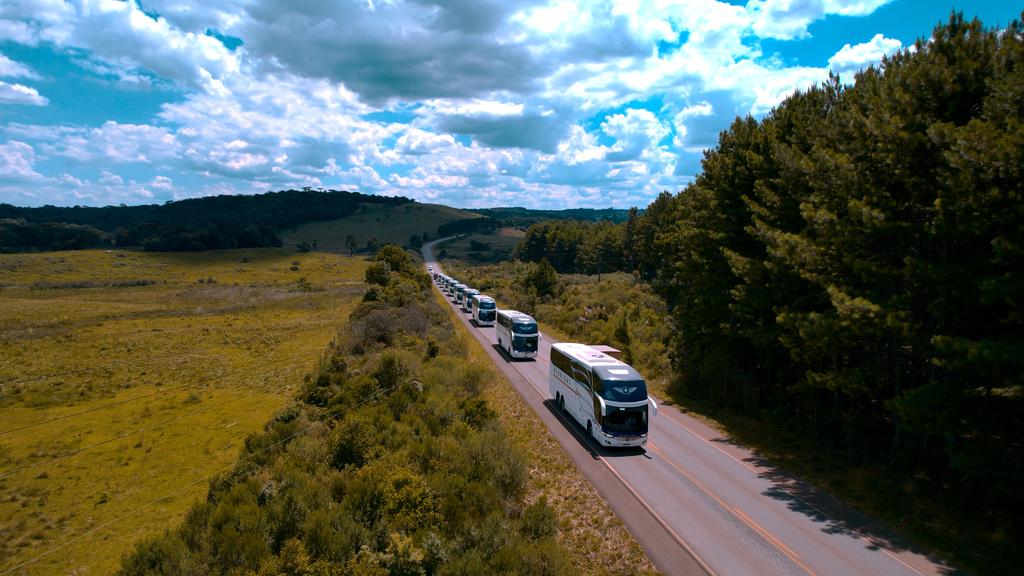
366, 236, 380, 257
346, 234, 358, 256
524, 258, 558, 298
376, 244, 411, 274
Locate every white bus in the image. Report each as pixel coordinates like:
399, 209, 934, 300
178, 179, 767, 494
453, 284, 468, 304
549, 343, 657, 447
495, 310, 540, 359
461, 288, 480, 312
471, 295, 496, 326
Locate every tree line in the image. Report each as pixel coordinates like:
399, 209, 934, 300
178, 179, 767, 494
0, 189, 412, 252
0, 189, 412, 233
512, 14, 1023, 570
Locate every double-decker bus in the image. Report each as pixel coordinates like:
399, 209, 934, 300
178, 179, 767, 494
471, 295, 496, 326
454, 284, 468, 304
461, 288, 480, 312
495, 310, 540, 359
549, 343, 657, 447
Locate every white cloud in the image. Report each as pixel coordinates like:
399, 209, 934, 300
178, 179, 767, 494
150, 175, 174, 191
45, 121, 181, 163
0, 0, 899, 209
0, 53, 41, 79
0, 140, 45, 181
748, 0, 893, 40
0, 81, 48, 105
393, 128, 457, 156
829, 33, 903, 79
601, 108, 670, 164
98, 170, 123, 185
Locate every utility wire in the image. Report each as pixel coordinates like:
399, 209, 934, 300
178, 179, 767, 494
0, 377, 413, 576
0, 319, 344, 387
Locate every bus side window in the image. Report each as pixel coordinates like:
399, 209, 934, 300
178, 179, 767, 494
571, 361, 591, 391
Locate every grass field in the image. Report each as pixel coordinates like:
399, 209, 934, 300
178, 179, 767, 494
0, 248, 369, 575
435, 228, 525, 263
282, 202, 483, 254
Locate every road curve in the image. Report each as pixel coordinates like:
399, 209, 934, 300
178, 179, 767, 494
421, 239, 960, 576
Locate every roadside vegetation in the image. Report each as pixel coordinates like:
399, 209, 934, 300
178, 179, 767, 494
451, 15, 1024, 575
0, 248, 368, 574
118, 246, 657, 576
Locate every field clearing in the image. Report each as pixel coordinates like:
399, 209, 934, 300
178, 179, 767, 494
0, 248, 369, 575
283, 202, 483, 253
436, 229, 524, 263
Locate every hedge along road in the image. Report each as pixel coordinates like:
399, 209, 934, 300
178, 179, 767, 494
421, 239, 959, 576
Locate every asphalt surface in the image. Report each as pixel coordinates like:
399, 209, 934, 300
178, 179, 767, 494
422, 239, 960, 576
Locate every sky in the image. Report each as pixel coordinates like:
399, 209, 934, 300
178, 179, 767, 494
0, 0, 1020, 210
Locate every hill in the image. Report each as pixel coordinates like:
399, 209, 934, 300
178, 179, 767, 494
0, 189, 412, 232
470, 206, 632, 223
282, 202, 483, 253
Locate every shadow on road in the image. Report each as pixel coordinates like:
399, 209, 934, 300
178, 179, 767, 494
540, 398, 649, 460
707, 436, 965, 574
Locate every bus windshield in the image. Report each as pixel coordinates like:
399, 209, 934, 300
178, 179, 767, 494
600, 379, 648, 402
513, 335, 538, 351
603, 406, 648, 433
512, 322, 537, 334
480, 301, 496, 310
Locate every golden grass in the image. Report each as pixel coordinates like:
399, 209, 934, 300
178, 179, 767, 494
282, 202, 483, 253
0, 248, 368, 575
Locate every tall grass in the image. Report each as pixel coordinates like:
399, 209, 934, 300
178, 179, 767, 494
0, 248, 367, 574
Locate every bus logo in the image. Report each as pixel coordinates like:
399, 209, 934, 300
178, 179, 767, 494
613, 386, 637, 396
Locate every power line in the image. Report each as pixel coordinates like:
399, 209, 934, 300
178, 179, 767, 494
0, 319, 344, 387
0, 377, 412, 576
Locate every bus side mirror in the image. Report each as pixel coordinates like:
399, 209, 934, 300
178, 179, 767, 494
597, 395, 607, 417
649, 397, 658, 418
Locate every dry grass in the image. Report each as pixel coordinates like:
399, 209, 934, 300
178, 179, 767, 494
0, 248, 368, 575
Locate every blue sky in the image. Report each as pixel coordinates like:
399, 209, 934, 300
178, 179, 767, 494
0, 0, 1019, 210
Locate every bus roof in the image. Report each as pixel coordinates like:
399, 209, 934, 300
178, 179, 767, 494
552, 343, 639, 375
498, 309, 536, 322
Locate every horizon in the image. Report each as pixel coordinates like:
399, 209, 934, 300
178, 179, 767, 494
1, 0, 1020, 210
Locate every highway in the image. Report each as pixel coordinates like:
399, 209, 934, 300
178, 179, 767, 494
422, 241, 960, 576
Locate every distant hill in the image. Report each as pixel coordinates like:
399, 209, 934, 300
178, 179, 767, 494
283, 202, 483, 253
0, 189, 412, 232
469, 207, 632, 223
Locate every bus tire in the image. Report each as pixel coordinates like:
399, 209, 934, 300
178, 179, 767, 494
558, 394, 565, 413
587, 420, 594, 440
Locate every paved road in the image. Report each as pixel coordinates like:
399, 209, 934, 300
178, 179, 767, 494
422, 240, 960, 576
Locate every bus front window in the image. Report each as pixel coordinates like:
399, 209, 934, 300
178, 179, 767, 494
513, 322, 537, 334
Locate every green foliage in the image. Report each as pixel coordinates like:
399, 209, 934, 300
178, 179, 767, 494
364, 262, 391, 286
119, 239, 573, 576
0, 189, 412, 232
524, 257, 558, 298
608, 13, 1024, 573
375, 244, 412, 274
345, 234, 359, 256
365, 237, 380, 257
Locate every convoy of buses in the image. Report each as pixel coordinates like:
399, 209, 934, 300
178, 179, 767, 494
430, 265, 656, 447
